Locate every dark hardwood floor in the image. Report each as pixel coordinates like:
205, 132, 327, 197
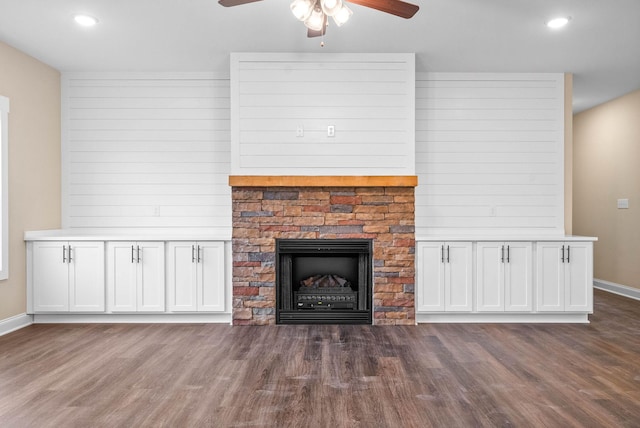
1, 290, 639, 427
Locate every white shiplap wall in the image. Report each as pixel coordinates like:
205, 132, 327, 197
62, 73, 231, 230
231, 53, 415, 176
415, 73, 565, 237
61, 67, 567, 237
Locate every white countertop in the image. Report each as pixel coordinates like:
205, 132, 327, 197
24, 229, 596, 243
415, 235, 597, 242
24, 228, 232, 241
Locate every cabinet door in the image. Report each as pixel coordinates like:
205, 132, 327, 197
504, 242, 532, 312
32, 241, 69, 312
416, 242, 445, 312
69, 241, 105, 312
198, 242, 225, 312
536, 242, 564, 312
167, 242, 198, 312
107, 242, 138, 312
137, 242, 165, 312
564, 242, 593, 312
445, 242, 473, 312
476, 242, 504, 312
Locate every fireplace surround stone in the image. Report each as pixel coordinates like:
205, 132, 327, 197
230, 177, 416, 326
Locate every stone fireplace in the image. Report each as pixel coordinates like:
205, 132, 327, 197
230, 176, 417, 326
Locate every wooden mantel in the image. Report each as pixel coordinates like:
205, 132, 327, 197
228, 176, 418, 188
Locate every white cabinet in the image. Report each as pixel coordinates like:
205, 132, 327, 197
476, 242, 532, 312
167, 242, 225, 312
417, 242, 473, 312
106, 242, 165, 312
31, 241, 105, 313
536, 241, 593, 312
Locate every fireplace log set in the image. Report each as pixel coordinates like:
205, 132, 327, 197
300, 274, 351, 288
295, 274, 358, 310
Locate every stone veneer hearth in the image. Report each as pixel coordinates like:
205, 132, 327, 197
231, 177, 416, 326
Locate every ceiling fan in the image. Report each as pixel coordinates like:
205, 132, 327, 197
218, 0, 419, 38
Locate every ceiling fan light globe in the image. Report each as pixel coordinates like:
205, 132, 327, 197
304, 7, 326, 31
321, 0, 342, 16
290, 0, 315, 21
546, 16, 570, 29
332, 4, 352, 26
73, 14, 98, 27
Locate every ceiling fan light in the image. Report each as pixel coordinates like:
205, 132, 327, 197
290, 0, 315, 21
546, 16, 570, 29
332, 4, 352, 26
321, 0, 342, 16
73, 14, 98, 27
304, 6, 325, 31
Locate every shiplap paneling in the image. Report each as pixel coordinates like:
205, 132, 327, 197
415, 73, 565, 236
62, 73, 231, 230
62, 68, 566, 237
230, 53, 415, 175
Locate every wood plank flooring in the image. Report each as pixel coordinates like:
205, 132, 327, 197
1, 290, 639, 427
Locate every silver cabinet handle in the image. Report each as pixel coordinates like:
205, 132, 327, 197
132, 245, 135, 263
501, 245, 504, 263
561, 245, 565, 263
447, 245, 450, 263
192, 245, 196, 263
68, 245, 72, 263
567, 245, 570, 263
137, 245, 141, 263
63, 245, 66, 263
441, 245, 444, 263
507, 245, 510, 263
197, 245, 201, 263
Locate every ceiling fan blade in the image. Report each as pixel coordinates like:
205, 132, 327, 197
307, 14, 328, 38
218, 0, 263, 7
345, 0, 419, 19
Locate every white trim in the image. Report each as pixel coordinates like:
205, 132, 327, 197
62, 71, 230, 80
60, 74, 70, 229
0, 313, 33, 336
416, 313, 590, 323
0, 95, 9, 279
24, 228, 232, 242
594, 279, 640, 301
33, 313, 232, 324
415, 72, 567, 81
415, 235, 597, 242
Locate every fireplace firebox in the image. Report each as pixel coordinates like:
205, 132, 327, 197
276, 239, 373, 324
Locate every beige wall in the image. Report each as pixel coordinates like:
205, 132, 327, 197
0, 42, 61, 321
574, 89, 640, 290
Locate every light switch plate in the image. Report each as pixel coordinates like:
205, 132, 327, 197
617, 198, 629, 209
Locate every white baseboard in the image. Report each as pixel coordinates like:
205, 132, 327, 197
33, 313, 232, 324
0, 313, 33, 336
416, 313, 590, 324
594, 279, 640, 301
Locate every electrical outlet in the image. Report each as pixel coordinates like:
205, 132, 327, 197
617, 199, 629, 209
327, 125, 335, 137
153, 206, 160, 216
296, 126, 304, 137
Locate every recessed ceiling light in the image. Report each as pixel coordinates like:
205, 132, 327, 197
546, 16, 570, 29
74, 14, 98, 27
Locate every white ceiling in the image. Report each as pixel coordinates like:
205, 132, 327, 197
0, 0, 638, 112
